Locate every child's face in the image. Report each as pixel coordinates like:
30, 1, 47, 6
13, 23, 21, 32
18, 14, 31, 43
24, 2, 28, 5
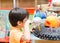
22, 17, 28, 27
18, 17, 28, 28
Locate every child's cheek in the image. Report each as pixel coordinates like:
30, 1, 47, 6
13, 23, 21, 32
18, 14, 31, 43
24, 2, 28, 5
22, 23, 24, 28
20, 23, 24, 28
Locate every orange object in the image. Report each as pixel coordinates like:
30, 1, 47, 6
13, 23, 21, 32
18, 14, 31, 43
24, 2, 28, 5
0, 7, 35, 14
58, 16, 60, 26
44, 16, 60, 28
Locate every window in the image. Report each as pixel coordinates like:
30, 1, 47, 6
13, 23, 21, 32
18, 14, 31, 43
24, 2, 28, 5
17, 0, 35, 8
0, 0, 48, 9
37, 0, 48, 5
17, 0, 48, 8
0, 0, 13, 9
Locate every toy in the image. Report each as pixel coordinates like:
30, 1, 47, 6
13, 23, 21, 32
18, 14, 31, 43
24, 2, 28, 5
44, 16, 60, 28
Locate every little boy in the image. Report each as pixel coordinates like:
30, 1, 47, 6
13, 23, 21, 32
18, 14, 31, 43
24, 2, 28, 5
9, 8, 31, 43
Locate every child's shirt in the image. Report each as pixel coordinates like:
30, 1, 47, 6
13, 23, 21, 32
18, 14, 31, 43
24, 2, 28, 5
10, 29, 25, 43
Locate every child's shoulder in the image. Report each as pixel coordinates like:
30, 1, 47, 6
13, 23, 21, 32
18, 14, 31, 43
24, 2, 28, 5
10, 29, 23, 35
10, 29, 17, 35
10, 29, 21, 33
10, 29, 17, 32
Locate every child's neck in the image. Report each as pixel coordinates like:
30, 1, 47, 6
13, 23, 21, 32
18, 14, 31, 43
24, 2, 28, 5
12, 26, 22, 31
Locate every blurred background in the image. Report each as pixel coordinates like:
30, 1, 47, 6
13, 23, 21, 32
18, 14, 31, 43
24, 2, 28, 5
0, 0, 60, 43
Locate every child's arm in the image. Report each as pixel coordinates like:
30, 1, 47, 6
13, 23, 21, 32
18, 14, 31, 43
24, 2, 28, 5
20, 35, 31, 43
14, 31, 29, 43
20, 20, 31, 43
24, 20, 31, 41
13, 31, 23, 42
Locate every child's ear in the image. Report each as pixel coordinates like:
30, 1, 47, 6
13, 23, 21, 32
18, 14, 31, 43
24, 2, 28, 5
17, 21, 21, 25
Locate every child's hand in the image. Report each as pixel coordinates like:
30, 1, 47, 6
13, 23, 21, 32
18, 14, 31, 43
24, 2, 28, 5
24, 20, 31, 40
25, 20, 31, 25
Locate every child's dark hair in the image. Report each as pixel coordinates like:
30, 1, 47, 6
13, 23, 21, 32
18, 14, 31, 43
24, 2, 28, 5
9, 8, 29, 27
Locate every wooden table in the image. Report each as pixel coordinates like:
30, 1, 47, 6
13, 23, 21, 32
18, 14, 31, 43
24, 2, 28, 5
35, 40, 60, 43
